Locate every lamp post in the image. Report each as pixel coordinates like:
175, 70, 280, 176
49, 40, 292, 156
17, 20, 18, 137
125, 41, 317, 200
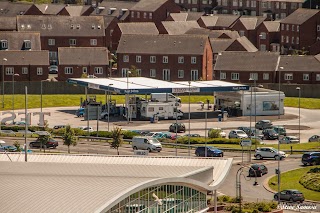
107, 83, 113, 132
249, 77, 257, 149
126, 71, 131, 124
12, 73, 19, 122
188, 81, 191, 157
296, 87, 301, 142
2, 58, 7, 108
249, 79, 253, 162
278, 67, 284, 119
40, 79, 50, 113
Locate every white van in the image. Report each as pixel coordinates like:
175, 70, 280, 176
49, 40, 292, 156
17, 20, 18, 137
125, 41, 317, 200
150, 93, 181, 104
132, 136, 162, 152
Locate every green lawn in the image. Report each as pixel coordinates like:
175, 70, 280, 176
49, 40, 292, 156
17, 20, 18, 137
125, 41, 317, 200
268, 166, 320, 201
284, 97, 320, 109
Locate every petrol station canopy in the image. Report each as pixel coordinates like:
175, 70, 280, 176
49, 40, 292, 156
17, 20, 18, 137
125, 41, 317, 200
67, 77, 249, 94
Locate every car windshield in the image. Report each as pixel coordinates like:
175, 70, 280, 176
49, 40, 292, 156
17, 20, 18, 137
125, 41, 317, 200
291, 190, 302, 194
251, 164, 259, 169
271, 148, 278, 152
149, 139, 159, 144
208, 146, 217, 151
235, 130, 245, 134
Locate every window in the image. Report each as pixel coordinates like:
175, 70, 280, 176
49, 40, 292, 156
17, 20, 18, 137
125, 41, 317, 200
37, 67, 43, 75
222, 0, 228, 6
317, 25, 320, 31
163, 56, 168, 63
276, 2, 279, 9
292, 25, 295, 31
296, 37, 299, 44
316, 74, 320, 81
260, 32, 266, 39
251, 0, 256, 7
286, 36, 289, 43
136, 69, 141, 76
136, 55, 141, 63
6, 67, 14, 75
303, 74, 309, 81
191, 70, 198, 81
239, 30, 245, 36
191, 57, 196, 64
121, 68, 129, 77
286, 24, 289, 31
137, 12, 140, 18
1, 40, 8, 50
110, 29, 113, 36
281, 36, 284, 43
22, 67, 28, 74
281, 24, 284, 31
280, 13, 286, 19
178, 56, 184, 64
284, 73, 293, 80
48, 39, 55, 46
94, 67, 103, 74
49, 51, 57, 60
231, 73, 239, 80
123, 55, 129, 62
250, 73, 258, 80
69, 39, 76, 46
65, 67, 73, 74
263, 73, 269, 80
131, 11, 134, 18
233, 0, 238, 6
143, 12, 147, 18
261, 2, 267, 8
291, 37, 294, 44
192, 0, 197, 3
220, 72, 226, 80
246, 0, 250, 7
178, 70, 184, 78
150, 69, 156, 77
82, 67, 87, 73
260, 44, 266, 51
163, 69, 170, 81
281, 2, 286, 9
239, 0, 243, 6
149, 13, 152, 19
90, 39, 97, 46
150, 56, 156, 63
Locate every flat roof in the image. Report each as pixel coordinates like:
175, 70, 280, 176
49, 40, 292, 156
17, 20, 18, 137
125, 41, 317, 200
67, 77, 249, 94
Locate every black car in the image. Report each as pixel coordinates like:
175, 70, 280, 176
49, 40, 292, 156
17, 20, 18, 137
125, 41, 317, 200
169, 123, 186, 133
29, 138, 59, 149
301, 152, 320, 166
255, 120, 273, 130
262, 129, 279, 140
249, 164, 268, 177
274, 189, 305, 202
195, 146, 223, 157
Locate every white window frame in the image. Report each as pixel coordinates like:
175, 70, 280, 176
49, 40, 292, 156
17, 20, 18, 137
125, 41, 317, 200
178, 56, 184, 64
191, 69, 198, 81
149, 13, 152, 19
143, 12, 147, 19
296, 37, 299, 44
251, 0, 256, 7
123, 55, 129, 62
22, 67, 28, 74
82, 67, 87, 73
231, 73, 239, 80
297, 25, 299, 32
260, 32, 266, 39
286, 36, 289, 43
284, 73, 293, 81
291, 25, 295, 32
94, 67, 103, 74
48, 39, 55, 46
316, 74, 320, 81
276, 2, 279, 9
137, 12, 140, 18
220, 72, 226, 80
150, 69, 156, 77
281, 35, 284, 43
65, 67, 73, 74
286, 24, 289, 31
191, 56, 197, 64
291, 37, 295, 44
69, 39, 76, 46
131, 11, 134, 18
121, 68, 129, 77
163, 56, 169, 63
303, 74, 309, 81
150, 56, 156, 63
233, 0, 238, 6
317, 25, 320, 31
1, 40, 8, 49
37, 67, 43, 75
136, 55, 141, 63
163, 69, 170, 81
178, 70, 184, 78
260, 44, 266, 51
136, 69, 141, 76
239, 0, 243, 6
90, 39, 97, 46
250, 73, 258, 80
6, 67, 14, 75
263, 73, 269, 80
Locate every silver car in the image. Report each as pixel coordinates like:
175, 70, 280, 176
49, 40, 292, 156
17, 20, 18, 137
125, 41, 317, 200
279, 136, 300, 144
228, 130, 248, 139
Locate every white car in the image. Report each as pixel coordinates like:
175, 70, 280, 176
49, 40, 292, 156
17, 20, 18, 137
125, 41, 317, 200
228, 130, 248, 139
208, 128, 227, 138
254, 147, 286, 160
78, 126, 94, 132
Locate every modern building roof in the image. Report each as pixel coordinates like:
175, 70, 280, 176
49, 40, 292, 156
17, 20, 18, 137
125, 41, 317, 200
58, 47, 109, 65
0, 31, 41, 50
118, 22, 159, 35
185, 28, 240, 39
278, 55, 320, 71
67, 77, 249, 94
17, 15, 105, 37
131, 0, 169, 12
262, 21, 280, 32
161, 21, 201, 35
214, 51, 279, 71
237, 16, 266, 30
117, 34, 209, 55
200, 14, 240, 28
0, 50, 49, 65
0, 154, 233, 213
280, 8, 320, 25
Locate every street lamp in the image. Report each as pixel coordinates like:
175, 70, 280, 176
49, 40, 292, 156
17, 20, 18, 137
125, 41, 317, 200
249, 78, 253, 162
249, 77, 257, 149
2, 58, 7, 108
188, 81, 191, 157
278, 67, 284, 119
126, 71, 131, 124
107, 83, 113, 132
12, 73, 19, 122
40, 79, 50, 112
296, 87, 301, 143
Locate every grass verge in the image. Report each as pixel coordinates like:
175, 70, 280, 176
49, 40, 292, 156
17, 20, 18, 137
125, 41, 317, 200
268, 166, 320, 201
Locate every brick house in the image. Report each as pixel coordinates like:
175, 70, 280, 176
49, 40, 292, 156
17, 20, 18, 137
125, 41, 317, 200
57, 5, 94, 16
198, 14, 240, 30
58, 47, 109, 81
116, 34, 213, 81
173, 0, 215, 13
111, 22, 159, 52
104, 16, 119, 52
24, 4, 65, 15
17, 15, 105, 65
214, 51, 279, 83
129, 0, 181, 28
0, 31, 41, 51
166, 11, 204, 22
159, 21, 201, 34
280, 8, 320, 55
0, 50, 49, 82
256, 21, 280, 52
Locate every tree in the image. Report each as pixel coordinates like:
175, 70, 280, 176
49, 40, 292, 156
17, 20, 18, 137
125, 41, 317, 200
111, 127, 123, 155
129, 65, 140, 77
38, 135, 50, 153
13, 141, 21, 152
62, 125, 77, 154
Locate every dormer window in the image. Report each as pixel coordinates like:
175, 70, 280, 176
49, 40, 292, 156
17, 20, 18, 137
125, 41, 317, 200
21, 24, 25, 29
1, 40, 8, 50
24, 40, 31, 50
97, 25, 101, 29
27, 24, 31, 29
70, 24, 75, 29
92, 24, 95, 29
76, 24, 80, 29
41, 24, 46, 29
48, 24, 52, 29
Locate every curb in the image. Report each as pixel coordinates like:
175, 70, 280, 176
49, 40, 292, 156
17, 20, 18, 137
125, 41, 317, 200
263, 170, 320, 204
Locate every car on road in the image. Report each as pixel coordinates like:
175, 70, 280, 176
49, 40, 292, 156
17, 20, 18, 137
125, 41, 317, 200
308, 135, 320, 142
301, 152, 320, 166
262, 129, 279, 140
29, 138, 59, 149
169, 123, 186, 133
228, 130, 248, 139
274, 189, 304, 203
279, 136, 300, 144
254, 147, 286, 160
195, 146, 223, 157
249, 164, 268, 177
255, 120, 273, 130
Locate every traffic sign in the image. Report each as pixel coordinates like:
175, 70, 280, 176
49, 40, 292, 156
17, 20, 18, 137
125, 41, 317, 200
241, 140, 252, 146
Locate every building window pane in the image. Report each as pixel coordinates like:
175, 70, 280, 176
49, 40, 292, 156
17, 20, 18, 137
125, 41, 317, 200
150, 69, 156, 77
178, 56, 184, 63
191, 69, 198, 81
284, 73, 293, 80
5, 67, 14, 75
69, 39, 76, 46
22, 67, 28, 74
83, 67, 87, 73
48, 39, 55, 46
250, 73, 258, 80
90, 39, 97, 46
178, 70, 184, 78
191, 56, 196, 64
94, 67, 103, 74
316, 74, 320, 81
163, 56, 168, 63
231, 73, 239, 80
150, 56, 156, 63
123, 55, 129, 62
303, 74, 309, 81
263, 73, 269, 80
220, 72, 226, 79
136, 55, 141, 63
65, 67, 73, 74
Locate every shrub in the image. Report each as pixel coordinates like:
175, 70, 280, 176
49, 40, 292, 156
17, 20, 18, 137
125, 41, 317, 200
308, 167, 320, 173
208, 129, 222, 138
218, 195, 232, 202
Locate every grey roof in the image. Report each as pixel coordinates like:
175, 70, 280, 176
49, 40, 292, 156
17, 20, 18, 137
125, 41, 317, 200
0, 1, 31, 16
278, 55, 320, 71
238, 16, 267, 30
62, 5, 93, 16
0, 17, 17, 30
280, 8, 320, 25
58, 47, 109, 65
103, 16, 117, 28
201, 14, 240, 28
185, 28, 240, 39
235, 36, 258, 52
117, 34, 209, 55
0, 31, 41, 50
210, 38, 234, 53
214, 51, 279, 71
17, 15, 105, 37
91, 0, 137, 17
162, 21, 201, 35
263, 21, 280, 32
34, 4, 65, 15
131, 0, 169, 12
169, 11, 204, 21
0, 50, 49, 65
0, 154, 233, 213
315, 54, 320, 62
118, 22, 159, 35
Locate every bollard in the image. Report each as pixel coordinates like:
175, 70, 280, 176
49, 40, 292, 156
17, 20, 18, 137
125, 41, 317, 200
291, 146, 293, 154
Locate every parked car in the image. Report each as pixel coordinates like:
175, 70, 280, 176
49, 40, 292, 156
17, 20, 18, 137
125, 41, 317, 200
255, 120, 273, 130
195, 146, 223, 157
131, 130, 151, 136
308, 135, 320, 142
274, 189, 304, 203
238, 127, 263, 139
49, 65, 58, 74
184, 134, 201, 137
78, 126, 94, 132
76, 108, 85, 117
29, 138, 59, 149
208, 128, 227, 138
249, 164, 268, 177
254, 147, 286, 160
132, 136, 162, 152
228, 130, 248, 139
301, 152, 320, 166
53, 125, 66, 130
279, 136, 300, 144
169, 123, 186, 133
262, 129, 279, 140
272, 125, 286, 136
2, 145, 17, 152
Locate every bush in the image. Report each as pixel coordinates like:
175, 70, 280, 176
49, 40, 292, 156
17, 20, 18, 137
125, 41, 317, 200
218, 195, 232, 202
308, 167, 320, 173
208, 129, 222, 138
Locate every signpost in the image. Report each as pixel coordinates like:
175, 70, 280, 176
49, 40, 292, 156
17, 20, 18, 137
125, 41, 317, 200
240, 140, 252, 164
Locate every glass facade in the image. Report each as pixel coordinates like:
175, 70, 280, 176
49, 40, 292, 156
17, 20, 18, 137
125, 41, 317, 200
106, 184, 207, 213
